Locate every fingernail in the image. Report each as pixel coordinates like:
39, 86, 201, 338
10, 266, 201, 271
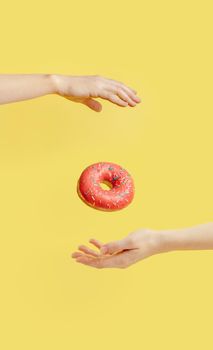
100, 246, 108, 254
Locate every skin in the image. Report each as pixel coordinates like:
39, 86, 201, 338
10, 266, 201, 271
3, 74, 211, 270
0, 74, 141, 110
72, 222, 213, 269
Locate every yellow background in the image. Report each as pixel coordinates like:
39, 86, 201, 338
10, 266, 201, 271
0, 1, 213, 349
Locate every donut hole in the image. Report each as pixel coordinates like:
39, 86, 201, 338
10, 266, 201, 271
100, 180, 113, 191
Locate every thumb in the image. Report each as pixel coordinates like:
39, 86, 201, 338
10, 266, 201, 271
100, 238, 131, 255
83, 98, 102, 112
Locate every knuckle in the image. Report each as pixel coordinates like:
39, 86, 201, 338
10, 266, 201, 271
117, 87, 123, 95
109, 94, 116, 101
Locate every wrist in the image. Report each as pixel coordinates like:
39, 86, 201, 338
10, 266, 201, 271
151, 229, 176, 254
140, 229, 171, 255
49, 74, 61, 94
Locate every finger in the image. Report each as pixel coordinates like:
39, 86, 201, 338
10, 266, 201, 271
109, 83, 141, 103
89, 238, 104, 249
71, 251, 84, 258
75, 255, 118, 268
100, 237, 132, 255
119, 85, 141, 103
125, 85, 138, 95
78, 244, 100, 257
75, 255, 99, 267
116, 89, 137, 107
76, 250, 135, 269
106, 78, 137, 94
98, 91, 128, 107
82, 98, 102, 112
106, 93, 129, 107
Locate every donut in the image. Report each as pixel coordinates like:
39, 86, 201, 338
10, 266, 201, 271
77, 162, 134, 211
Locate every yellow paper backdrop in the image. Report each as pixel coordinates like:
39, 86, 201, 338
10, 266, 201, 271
0, 1, 213, 349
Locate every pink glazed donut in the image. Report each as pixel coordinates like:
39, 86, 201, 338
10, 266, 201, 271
77, 162, 134, 211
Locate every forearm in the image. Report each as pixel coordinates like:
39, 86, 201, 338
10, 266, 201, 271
157, 222, 213, 253
0, 74, 56, 104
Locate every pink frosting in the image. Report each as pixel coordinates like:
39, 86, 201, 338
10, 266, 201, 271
77, 162, 134, 211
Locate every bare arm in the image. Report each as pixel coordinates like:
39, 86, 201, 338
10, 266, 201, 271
158, 222, 213, 252
72, 222, 213, 269
0, 74, 54, 104
0, 74, 141, 111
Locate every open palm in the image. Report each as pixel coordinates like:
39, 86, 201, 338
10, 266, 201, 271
72, 229, 160, 269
